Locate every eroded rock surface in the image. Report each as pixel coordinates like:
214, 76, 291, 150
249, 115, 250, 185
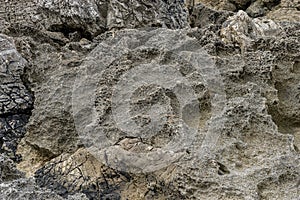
0, 34, 33, 161
0, 178, 88, 200
107, 0, 189, 29
195, 0, 300, 22
220, 10, 284, 49
0, 1, 299, 200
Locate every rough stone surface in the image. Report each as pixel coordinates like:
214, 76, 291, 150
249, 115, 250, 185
267, 0, 300, 22
0, 153, 88, 199
0, 34, 33, 115
0, 34, 33, 161
189, 3, 233, 28
0, 0, 106, 39
0, 178, 88, 200
35, 148, 130, 199
0, 0, 189, 39
107, 0, 189, 30
220, 10, 284, 50
246, 0, 266, 17
0, 1, 299, 200
0, 154, 24, 182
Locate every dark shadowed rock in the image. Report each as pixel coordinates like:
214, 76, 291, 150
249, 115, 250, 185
0, 34, 33, 161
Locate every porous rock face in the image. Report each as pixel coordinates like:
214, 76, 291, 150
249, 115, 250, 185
196, 0, 300, 20
0, 0, 299, 200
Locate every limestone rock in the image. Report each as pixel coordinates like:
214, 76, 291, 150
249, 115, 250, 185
16, 42, 85, 176
19, 23, 299, 199
246, 0, 266, 17
0, 153, 88, 200
189, 3, 233, 28
267, 0, 300, 22
0, 34, 33, 115
107, 0, 189, 30
0, 0, 106, 39
228, 0, 252, 9
191, 0, 237, 11
0, 2, 299, 200
37, 0, 107, 38
0, 178, 88, 200
0, 34, 33, 160
0, 0, 188, 39
0, 154, 24, 182
220, 10, 284, 49
34, 148, 130, 199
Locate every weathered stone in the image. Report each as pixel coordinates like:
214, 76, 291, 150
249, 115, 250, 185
0, 0, 188, 39
16, 42, 85, 176
189, 3, 233, 28
266, 0, 300, 22
0, 35, 33, 115
107, 0, 189, 30
220, 10, 284, 50
0, 178, 88, 200
0, 1, 299, 200
0, 0, 107, 39
192, 0, 237, 11
0, 34, 33, 161
37, 0, 107, 38
0, 114, 30, 161
35, 148, 130, 199
246, 0, 266, 17
228, 0, 252, 9
0, 154, 24, 182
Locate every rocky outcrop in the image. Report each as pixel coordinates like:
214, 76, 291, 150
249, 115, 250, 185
267, 0, 300, 22
34, 148, 130, 199
0, 1, 299, 200
0, 178, 88, 200
189, 3, 233, 28
0, 0, 188, 40
107, 0, 189, 29
195, 0, 300, 21
0, 34, 33, 161
0, 151, 88, 199
220, 10, 284, 50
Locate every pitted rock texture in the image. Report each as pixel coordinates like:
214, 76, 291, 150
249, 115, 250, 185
0, 1, 299, 200
267, 0, 300, 22
0, 0, 188, 40
16, 39, 88, 176
220, 10, 284, 50
195, 0, 299, 21
0, 0, 106, 39
107, 0, 189, 29
71, 27, 222, 175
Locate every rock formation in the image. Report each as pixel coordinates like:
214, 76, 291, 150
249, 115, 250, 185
0, 0, 299, 199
